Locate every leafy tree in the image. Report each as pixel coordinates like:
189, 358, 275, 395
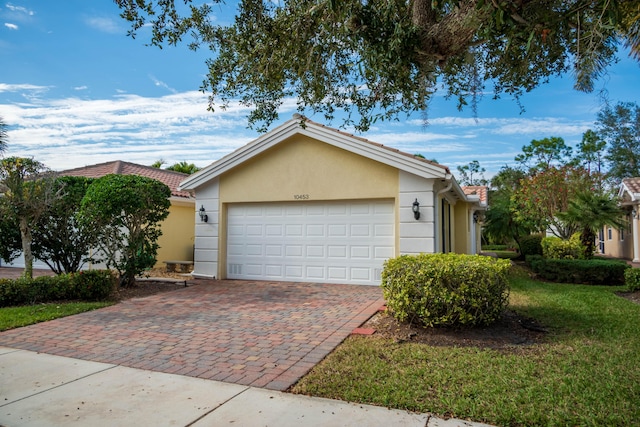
0, 204, 21, 264
511, 166, 591, 239
483, 166, 531, 250
0, 157, 57, 278
31, 176, 97, 274
557, 191, 626, 259
166, 161, 200, 175
456, 160, 487, 186
115, 1, 637, 131
0, 116, 7, 154
80, 174, 171, 287
515, 137, 573, 172
597, 101, 640, 182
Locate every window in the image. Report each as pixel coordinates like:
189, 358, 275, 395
608, 227, 612, 240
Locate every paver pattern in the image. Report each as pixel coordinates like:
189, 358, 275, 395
0, 279, 384, 391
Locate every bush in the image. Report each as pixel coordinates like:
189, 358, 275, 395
528, 257, 629, 285
519, 234, 543, 257
625, 269, 640, 291
381, 253, 511, 327
541, 234, 585, 260
71, 270, 117, 301
0, 270, 116, 307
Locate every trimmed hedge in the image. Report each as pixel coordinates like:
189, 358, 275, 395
519, 234, 544, 257
626, 269, 640, 291
541, 234, 584, 260
381, 253, 511, 327
0, 270, 117, 307
527, 256, 629, 285
481, 245, 509, 251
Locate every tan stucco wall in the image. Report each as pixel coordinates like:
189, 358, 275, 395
219, 135, 399, 202
155, 202, 195, 267
602, 226, 634, 260
453, 202, 470, 254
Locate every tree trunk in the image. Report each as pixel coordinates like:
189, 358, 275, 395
581, 228, 595, 259
19, 217, 33, 279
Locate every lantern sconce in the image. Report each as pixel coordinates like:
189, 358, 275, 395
199, 205, 208, 223
473, 211, 479, 223
633, 208, 638, 219
412, 199, 420, 220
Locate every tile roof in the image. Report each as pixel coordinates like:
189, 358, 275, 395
461, 185, 488, 204
58, 160, 193, 199
623, 177, 640, 194
296, 115, 451, 174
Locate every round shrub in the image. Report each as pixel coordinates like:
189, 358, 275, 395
381, 253, 511, 327
541, 234, 585, 260
71, 270, 118, 301
626, 269, 640, 292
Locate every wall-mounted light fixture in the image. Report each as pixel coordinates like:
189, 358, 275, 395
633, 208, 638, 219
473, 211, 479, 223
199, 205, 208, 223
412, 199, 420, 220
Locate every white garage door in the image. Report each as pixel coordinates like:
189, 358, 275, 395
227, 200, 395, 285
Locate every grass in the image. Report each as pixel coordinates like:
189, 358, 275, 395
292, 267, 640, 426
0, 302, 112, 332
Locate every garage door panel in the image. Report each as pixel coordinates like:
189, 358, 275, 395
227, 201, 394, 285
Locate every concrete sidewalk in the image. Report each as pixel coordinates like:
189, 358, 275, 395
0, 347, 492, 427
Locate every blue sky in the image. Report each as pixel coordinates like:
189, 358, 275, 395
2, 1, 639, 178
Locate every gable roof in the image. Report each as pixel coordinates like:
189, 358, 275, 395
59, 160, 194, 199
180, 115, 452, 191
620, 177, 640, 202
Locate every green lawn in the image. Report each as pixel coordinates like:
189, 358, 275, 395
0, 302, 112, 331
292, 267, 640, 426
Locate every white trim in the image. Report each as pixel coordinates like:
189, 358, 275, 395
179, 119, 450, 191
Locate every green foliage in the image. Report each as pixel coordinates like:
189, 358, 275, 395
597, 101, 640, 182
166, 161, 200, 175
0, 302, 111, 332
515, 136, 573, 171
456, 160, 487, 186
32, 176, 97, 274
80, 174, 171, 287
115, 1, 634, 131
528, 257, 629, 285
481, 244, 508, 251
625, 269, 640, 292
0, 203, 21, 263
0, 270, 116, 307
541, 234, 585, 260
519, 234, 544, 257
381, 253, 511, 327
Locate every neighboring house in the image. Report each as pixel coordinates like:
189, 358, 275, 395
602, 177, 640, 262
5, 161, 195, 270
179, 116, 488, 285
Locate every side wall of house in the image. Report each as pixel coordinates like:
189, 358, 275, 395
155, 201, 195, 267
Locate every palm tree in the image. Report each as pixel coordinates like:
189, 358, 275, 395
558, 191, 626, 259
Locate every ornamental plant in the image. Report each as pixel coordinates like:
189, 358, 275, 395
381, 253, 511, 327
541, 234, 585, 260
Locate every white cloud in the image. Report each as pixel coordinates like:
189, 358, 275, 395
5, 3, 34, 15
73, 86, 88, 91
4, 22, 18, 30
0, 83, 49, 93
84, 16, 121, 34
149, 75, 177, 94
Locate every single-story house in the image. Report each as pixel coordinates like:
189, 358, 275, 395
4, 161, 195, 270
179, 116, 488, 285
601, 177, 640, 262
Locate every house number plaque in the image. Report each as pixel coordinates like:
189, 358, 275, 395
293, 194, 310, 200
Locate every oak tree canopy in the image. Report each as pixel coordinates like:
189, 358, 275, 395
116, 0, 640, 131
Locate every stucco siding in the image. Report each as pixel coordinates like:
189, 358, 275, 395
155, 202, 195, 267
219, 135, 399, 202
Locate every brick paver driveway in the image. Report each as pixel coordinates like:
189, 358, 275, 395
0, 279, 384, 391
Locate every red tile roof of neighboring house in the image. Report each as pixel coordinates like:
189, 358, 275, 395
462, 185, 488, 204
297, 115, 451, 174
623, 177, 640, 194
59, 161, 193, 199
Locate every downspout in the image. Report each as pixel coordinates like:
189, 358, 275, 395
435, 175, 453, 253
